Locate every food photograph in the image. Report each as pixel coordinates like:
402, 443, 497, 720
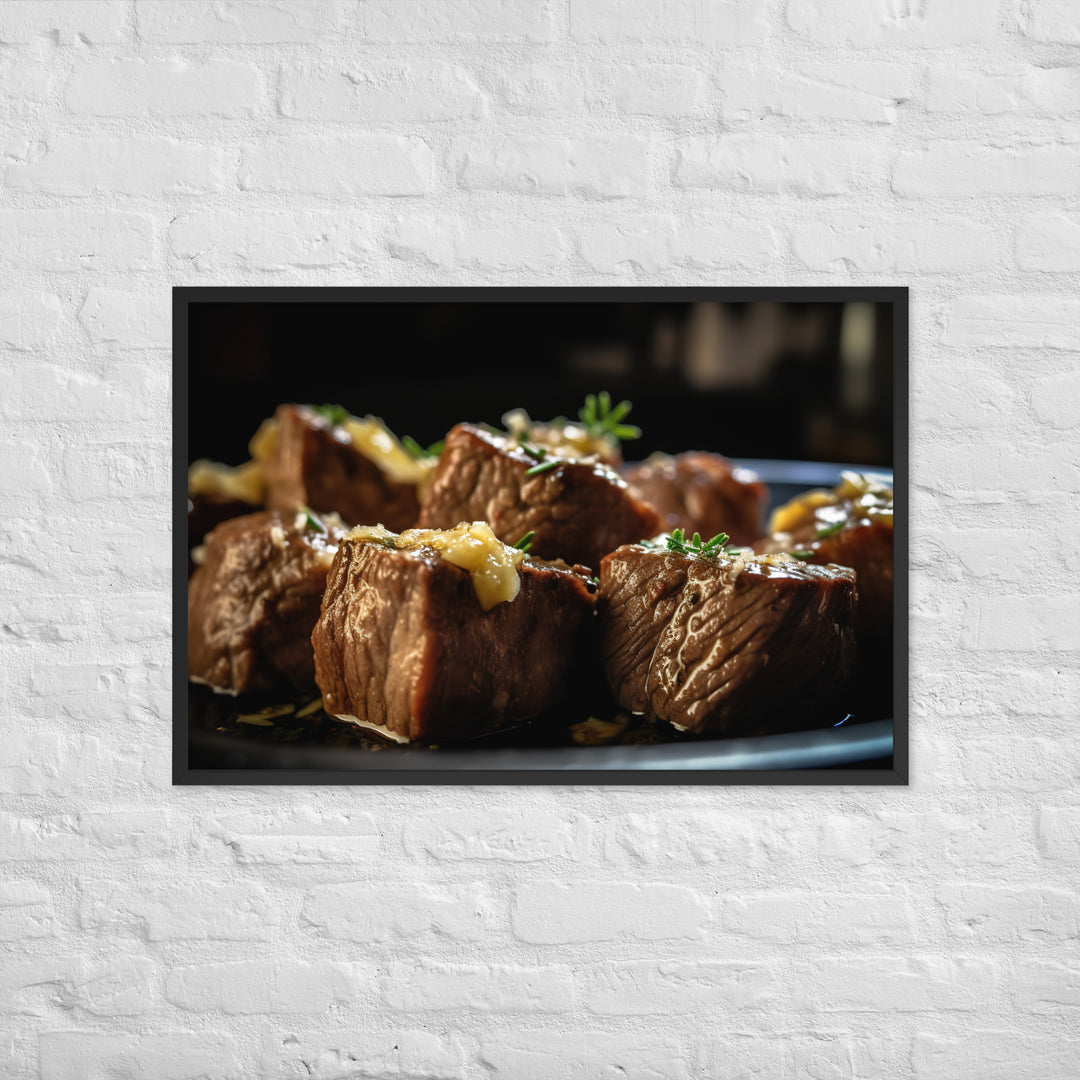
174, 288, 906, 784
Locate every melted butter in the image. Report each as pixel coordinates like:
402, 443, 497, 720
768, 471, 894, 535
348, 521, 524, 610
341, 416, 437, 487
187, 458, 263, 504
501, 408, 611, 462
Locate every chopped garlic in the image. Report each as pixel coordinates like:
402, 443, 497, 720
348, 521, 524, 610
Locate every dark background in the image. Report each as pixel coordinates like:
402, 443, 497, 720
189, 300, 894, 467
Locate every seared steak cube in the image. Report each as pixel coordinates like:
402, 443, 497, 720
311, 522, 598, 744
259, 404, 426, 530
417, 423, 661, 571
623, 451, 767, 546
188, 509, 345, 694
762, 472, 893, 640
599, 544, 856, 737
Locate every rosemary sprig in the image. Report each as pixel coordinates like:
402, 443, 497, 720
525, 459, 562, 477
309, 403, 350, 427
787, 550, 814, 560
665, 529, 732, 558
514, 531, 535, 552
816, 521, 845, 539
297, 506, 326, 533
520, 443, 547, 462
578, 391, 641, 442
402, 435, 445, 461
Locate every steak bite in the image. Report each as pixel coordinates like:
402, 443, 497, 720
598, 542, 856, 737
258, 404, 431, 530
761, 471, 893, 641
311, 521, 598, 744
417, 423, 662, 571
188, 509, 345, 694
622, 451, 768, 546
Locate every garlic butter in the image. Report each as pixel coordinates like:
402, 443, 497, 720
349, 521, 525, 611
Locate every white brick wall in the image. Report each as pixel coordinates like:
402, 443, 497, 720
1, 2, 1077, 1077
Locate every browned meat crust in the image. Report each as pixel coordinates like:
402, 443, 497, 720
261, 404, 420, 529
417, 423, 661, 572
598, 546, 856, 737
312, 537, 597, 743
622, 451, 767, 546
188, 509, 344, 693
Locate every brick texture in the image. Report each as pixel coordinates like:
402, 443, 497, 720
1, 3, 1077, 1078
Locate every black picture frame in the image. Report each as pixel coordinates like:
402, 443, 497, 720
173, 286, 908, 786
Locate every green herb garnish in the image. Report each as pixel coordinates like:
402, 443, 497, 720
589, 575, 600, 587
521, 444, 547, 462
526, 459, 562, 477
514, 531, 535, 552
816, 521, 845, 539
298, 506, 325, 533
578, 391, 641, 442
665, 529, 731, 558
787, 550, 814, 560
309, 403, 350, 427
402, 435, 444, 461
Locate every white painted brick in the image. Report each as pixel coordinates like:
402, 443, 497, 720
381, 961, 573, 1012
1017, 212, 1080, 271
1011, 959, 1080, 1012
0, 958, 72, 1015
719, 61, 912, 123
0, 211, 157, 272
39, 1032, 240, 1080
893, 143, 1080, 197
0, 441, 54, 495
1021, 0, 1080, 45
0, 53, 52, 102
280, 60, 485, 122
669, 217, 779, 269
0, 882, 54, 941
577, 215, 674, 276
0, 1, 125, 44
71, 957, 158, 1016
926, 64, 1080, 117
452, 136, 649, 198
570, 0, 766, 45
793, 957, 997, 1012
918, 439, 1080, 497
0, 292, 62, 350
303, 881, 490, 941
6, 136, 229, 196
203, 807, 380, 865
480, 1031, 688, 1079
261, 1029, 467, 1080
674, 135, 885, 196
913, 1032, 1080, 1080
166, 959, 359, 1014
608, 64, 706, 116
65, 59, 263, 118
78, 288, 169, 350
389, 215, 568, 272
239, 136, 432, 195
1039, 806, 1080, 861
62, 441, 167, 502
495, 62, 586, 114
136, 0, 343, 43
721, 891, 915, 944
359, 0, 555, 42
791, 218, 999, 274
1031, 371, 1080, 428
940, 296, 1080, 350
0, 361, 167, 424
699, 1033, 892, 1079
1, 810, 178, 861
953, 735, 1080, 792
787, 0, 995, 46
402, 808, 588, 861
170, 210, 374, 272
586, 961, 777, 1014
938, 885, 1079, 941
512, 882, 707, 943
81, 880, 282, 940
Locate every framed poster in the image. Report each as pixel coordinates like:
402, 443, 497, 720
174, 287, 906, 785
